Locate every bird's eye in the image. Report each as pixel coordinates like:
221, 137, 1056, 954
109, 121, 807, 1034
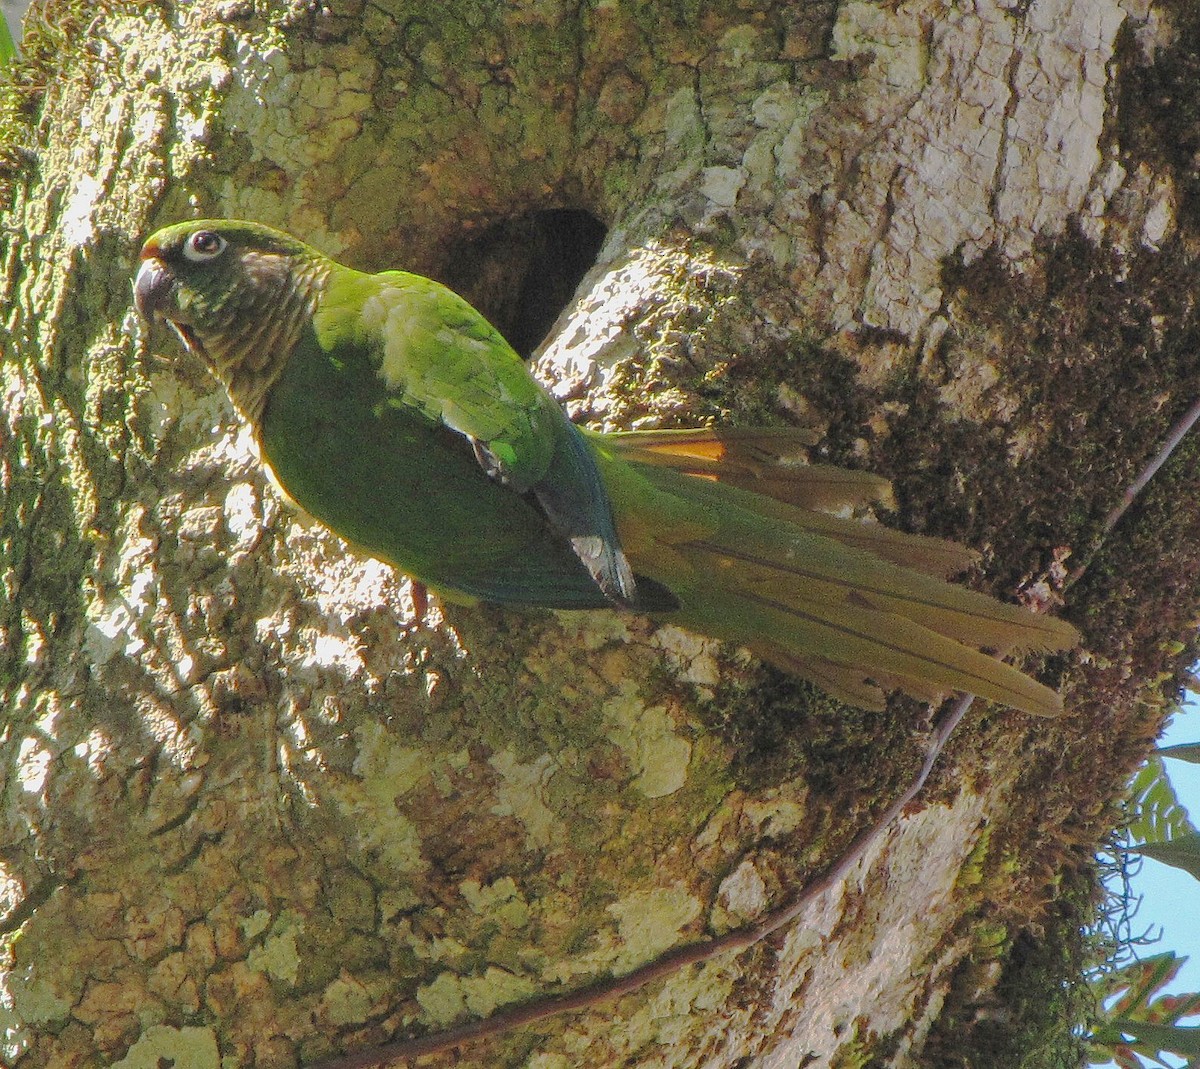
183, 231, 227, 262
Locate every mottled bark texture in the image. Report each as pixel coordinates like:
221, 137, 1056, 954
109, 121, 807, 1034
1, 1, 1197, 1066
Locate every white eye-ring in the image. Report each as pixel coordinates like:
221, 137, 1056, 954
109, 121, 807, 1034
183, 231, 227, 262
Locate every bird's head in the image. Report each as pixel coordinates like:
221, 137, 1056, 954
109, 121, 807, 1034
134, 219, 330, 419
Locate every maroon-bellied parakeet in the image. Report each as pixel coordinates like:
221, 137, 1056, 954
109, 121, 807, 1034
133, 220, 1077, 716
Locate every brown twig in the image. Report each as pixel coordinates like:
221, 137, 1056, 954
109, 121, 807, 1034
312, 692, 977, 1069
1068, 393, 1200, 588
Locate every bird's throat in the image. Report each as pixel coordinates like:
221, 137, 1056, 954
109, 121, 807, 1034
198, 261, 330, 428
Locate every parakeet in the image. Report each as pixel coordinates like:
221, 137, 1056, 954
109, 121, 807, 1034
133, 220, 1077, 716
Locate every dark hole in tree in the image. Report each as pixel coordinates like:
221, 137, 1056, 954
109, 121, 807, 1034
441, 209, 608, 359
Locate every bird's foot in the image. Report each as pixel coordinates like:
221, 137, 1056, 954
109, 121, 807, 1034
405, 580, 430, 631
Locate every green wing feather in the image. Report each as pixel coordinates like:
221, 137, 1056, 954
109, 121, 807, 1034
343, 269, 558, 487
311, 266, 655, 607
259, 325, 615, 609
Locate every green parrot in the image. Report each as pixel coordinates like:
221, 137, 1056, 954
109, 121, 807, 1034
133, 220, 1077, 716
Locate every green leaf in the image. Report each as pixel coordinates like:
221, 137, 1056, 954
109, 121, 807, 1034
0, 11, 14, 68
1157, 741, 1200, 765
1110, 1019, 1200, 1056
1134, 833, 1200, 883
1095, 953, 1189, 1020
1087, 953, 1200, 1067
1125, 755, 1197, 845
1158, 991, 1200, 1023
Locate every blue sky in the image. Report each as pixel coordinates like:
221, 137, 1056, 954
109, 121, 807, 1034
1133, 701, 1200, 989
1108, 696, 1200, 1067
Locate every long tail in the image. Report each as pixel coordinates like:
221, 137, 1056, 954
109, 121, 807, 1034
601, 428, 1078, 716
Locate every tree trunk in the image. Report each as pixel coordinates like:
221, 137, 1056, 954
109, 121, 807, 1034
1, 1, 1195, 1066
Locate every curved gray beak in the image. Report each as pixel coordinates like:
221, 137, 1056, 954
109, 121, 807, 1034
133, 257, 176, 321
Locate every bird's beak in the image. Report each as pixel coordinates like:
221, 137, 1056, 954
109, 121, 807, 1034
133, 255, 176, 322
132, 252, 207, 361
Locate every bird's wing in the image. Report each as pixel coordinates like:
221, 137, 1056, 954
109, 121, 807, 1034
352, 270, 560, 490
333, 269, 648, 606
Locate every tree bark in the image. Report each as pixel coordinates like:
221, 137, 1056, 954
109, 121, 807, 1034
1, 1, 1196, 1066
